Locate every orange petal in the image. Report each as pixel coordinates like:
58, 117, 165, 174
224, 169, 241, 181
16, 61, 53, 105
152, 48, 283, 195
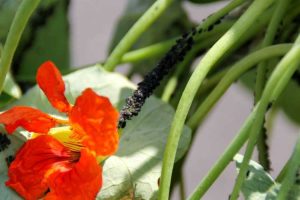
45, 149, 102, 200
36, 61, 71, 113
69, 88, 119, 156
0, 106, 56, 134
6, 135, 72, 200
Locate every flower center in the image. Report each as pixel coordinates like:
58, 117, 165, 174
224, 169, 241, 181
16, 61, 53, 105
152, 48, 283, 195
49, 126, 83, 153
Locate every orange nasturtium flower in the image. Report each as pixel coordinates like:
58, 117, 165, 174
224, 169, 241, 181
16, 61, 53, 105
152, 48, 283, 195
0, 61, 119, 200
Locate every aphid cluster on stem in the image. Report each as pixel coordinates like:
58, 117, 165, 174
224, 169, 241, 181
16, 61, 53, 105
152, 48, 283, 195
118, 13, 228, 128
118, 30, 195, 128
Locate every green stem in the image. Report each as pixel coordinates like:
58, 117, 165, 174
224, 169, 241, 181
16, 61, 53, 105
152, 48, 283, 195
104, 0, 173, 71
120, 39, 175, 64
179, 172, 186, 200
187, 7, 273, 122
277, 134, 300, 200
158, 0, 275, 199
185, 45, 291, 199
254, 0, 290, 171
0, 0, 40, 94
255, 0, 288, 102
230, 34, 300, 200
187, 44, 292, 131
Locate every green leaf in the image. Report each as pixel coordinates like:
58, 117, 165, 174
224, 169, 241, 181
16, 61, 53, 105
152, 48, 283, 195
234, 154, 300, 200
3, 65, 191, 199
234, 154, 276, 199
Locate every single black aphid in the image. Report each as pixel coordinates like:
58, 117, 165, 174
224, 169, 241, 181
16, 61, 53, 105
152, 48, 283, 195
118, 30, 195, 128
246, 170, 250, 178
0, 133, 11, 152
5, 155, 15, 167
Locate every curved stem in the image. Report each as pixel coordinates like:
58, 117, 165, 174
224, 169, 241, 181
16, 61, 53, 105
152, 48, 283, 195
104, 0, 173, 71
184, 44, 291, 199
230, 34, 300, 200
0, 0, 40, 94
254, 0, 290, 171
187, 44, 292, 130
120, 39, 175, 64
158, 0, 275, 199
255, 0, 288, 101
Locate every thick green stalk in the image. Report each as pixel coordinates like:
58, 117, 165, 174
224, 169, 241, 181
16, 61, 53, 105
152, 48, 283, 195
158, 0, 275, 199
277, 135, 300, 200
254, 0, 290, 170
187, 44, 292, 130
230, 34, 300, 200
104, 0, 173, 71
255, 0, 288, 101
0, 0, 40, 94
